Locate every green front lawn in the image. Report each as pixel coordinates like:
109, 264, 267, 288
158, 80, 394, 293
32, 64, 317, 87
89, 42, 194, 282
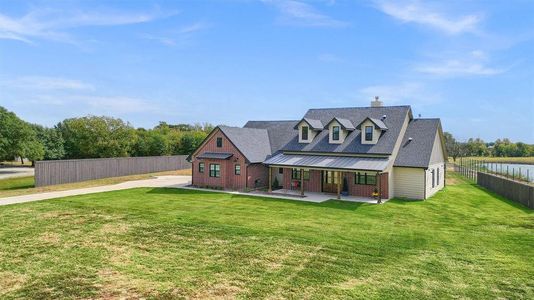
0, 174, 532, 299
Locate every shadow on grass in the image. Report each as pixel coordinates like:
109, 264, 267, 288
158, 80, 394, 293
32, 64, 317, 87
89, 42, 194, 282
145, 187, 369, 211
471, 185, 533, 213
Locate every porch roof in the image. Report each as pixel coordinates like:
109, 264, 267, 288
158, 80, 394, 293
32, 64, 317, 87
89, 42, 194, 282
264, 153, 389, 171
196, 152, 233, 160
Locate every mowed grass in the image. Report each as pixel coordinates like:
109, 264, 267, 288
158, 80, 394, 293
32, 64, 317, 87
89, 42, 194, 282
0, 174, 532, 299
0, 169, 192, 198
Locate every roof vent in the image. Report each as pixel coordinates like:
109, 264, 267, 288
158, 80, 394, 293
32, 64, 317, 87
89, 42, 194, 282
371, 96, 383, 107
408, 137, 413, 142
381, 114, 387, 120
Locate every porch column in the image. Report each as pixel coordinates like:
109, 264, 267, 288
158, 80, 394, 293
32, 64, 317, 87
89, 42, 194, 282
376, 172, 382, 204
300, 169, 304, 196
268, 166, 272, 193
337, 171, 341, 199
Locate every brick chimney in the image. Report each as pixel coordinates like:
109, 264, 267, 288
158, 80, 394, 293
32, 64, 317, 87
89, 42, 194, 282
371, 96, 383, 107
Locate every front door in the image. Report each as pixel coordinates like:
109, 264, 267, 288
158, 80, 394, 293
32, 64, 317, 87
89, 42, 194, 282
322, 171, 338, 193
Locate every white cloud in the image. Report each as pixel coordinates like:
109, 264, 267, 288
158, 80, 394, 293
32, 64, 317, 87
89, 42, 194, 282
141, 21, 210, 47
416, 50, 505, 76
1, 76, 94, 90
28, 94, 158, 115
0, 7, 177, 44
359, 82, 440, 106
265, 0, 347, 28
375, 1, 482, 34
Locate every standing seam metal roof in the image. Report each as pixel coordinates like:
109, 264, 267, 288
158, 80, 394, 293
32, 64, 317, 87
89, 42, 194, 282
264, 153, 390, 171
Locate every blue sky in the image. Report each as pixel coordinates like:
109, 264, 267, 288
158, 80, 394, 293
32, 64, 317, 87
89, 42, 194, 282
0, 0, 533, 143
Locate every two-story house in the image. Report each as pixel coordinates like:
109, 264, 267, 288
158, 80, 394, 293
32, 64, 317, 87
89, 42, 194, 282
189, 99, 447, 200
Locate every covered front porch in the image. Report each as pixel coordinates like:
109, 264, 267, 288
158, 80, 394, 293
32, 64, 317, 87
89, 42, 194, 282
264, 153, 390, 202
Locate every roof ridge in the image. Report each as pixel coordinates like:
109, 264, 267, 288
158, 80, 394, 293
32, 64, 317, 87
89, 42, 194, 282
246, 120, 299, 122
307, 105, 411, 111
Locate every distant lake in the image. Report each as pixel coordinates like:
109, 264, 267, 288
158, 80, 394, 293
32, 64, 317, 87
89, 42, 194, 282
482, 163, 534, 182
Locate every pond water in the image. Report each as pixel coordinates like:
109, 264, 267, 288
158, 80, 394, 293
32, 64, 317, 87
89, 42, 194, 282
481, 163, 534, 182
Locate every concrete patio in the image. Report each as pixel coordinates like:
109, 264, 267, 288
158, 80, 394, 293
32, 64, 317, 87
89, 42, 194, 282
259, 188, 385, 204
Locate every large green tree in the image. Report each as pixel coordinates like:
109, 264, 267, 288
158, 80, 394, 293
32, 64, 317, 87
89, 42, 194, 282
0, 106, 41, 163
57, 116, 136, 159
32, 124, 65, 160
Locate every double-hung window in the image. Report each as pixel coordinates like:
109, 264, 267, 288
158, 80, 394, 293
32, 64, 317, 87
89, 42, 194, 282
209, 164, 220, 177
234, 164, 241, 175
301, 126, 309, 140
198, 162, 205, 173
332, 126, 340, 141
365, 126, 373, 141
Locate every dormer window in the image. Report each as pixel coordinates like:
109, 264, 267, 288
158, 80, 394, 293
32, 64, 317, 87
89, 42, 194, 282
332, 126, 340, 141
295, 118, 322, 143
326, 117, 354, 144
356, 117, 388, 145
301, 126, 309, 140
365, 126, 373, 141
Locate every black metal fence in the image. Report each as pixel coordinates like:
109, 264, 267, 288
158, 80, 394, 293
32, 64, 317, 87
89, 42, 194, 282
35, 155, 191, 187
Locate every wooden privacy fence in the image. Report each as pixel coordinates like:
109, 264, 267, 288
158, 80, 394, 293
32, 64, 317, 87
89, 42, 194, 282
35, 156, 191, 187
477, 172, 533, 209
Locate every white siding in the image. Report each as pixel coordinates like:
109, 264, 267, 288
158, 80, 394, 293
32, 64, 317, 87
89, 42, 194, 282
328, 120, 347, 144
393, 167, 425, 199
298, 121, 317, 143
385, 112, 411, 199
360, 119, 380, 145
425, 163, 445, 198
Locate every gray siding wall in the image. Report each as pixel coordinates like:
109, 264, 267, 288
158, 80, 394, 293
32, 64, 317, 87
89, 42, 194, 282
477, 172, 533, 209
35, 156, 191, 187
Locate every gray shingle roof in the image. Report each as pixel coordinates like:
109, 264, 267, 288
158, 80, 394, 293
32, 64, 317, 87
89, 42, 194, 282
394, 119, 440, 168
244, 120, 299, 154
281, 106, 411, 154
293, 118, 323, 130
219, 126, 272, 163
326, 117, 355, 130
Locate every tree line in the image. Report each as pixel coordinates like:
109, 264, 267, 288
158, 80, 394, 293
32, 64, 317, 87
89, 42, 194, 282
444, 132, 534, 161
0, 106, 213, 165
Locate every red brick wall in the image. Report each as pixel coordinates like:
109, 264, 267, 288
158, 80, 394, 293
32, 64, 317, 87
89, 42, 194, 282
247, 163, 269, 189
344, 172, 388, 198
191, 129, 247, 190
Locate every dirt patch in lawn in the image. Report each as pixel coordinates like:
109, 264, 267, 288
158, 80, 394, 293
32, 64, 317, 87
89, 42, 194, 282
38, 232, 61, 245
0, 271, 28, 296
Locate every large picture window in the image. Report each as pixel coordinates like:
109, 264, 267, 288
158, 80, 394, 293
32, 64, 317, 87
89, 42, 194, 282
198, 162, 205, 173
354, 172, 377, 185
301, 126, 309, 140
209, 164, 220, 177
291, 168, 310, 180
332, 126, 340, 141
365, 126, 373, 141
216, 137, 223, 147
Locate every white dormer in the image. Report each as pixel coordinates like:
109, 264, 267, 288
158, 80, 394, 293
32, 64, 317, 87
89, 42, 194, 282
356, 117, 388, 145
325, 117, 355, 144
295, 118, 323, 143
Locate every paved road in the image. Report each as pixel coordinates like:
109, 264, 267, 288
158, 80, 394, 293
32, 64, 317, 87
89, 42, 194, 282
0, 175, 191, 206
0, 167, 34, 180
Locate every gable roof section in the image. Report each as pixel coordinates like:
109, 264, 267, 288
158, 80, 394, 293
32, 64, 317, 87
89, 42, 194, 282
326, 117, 355, 131
244, 120, 299, 154
293, 118, 323, 130
355, 117, 388, 131
281, 105, 411, 155
218, 126, 272, 163
394, 119, 443, 168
